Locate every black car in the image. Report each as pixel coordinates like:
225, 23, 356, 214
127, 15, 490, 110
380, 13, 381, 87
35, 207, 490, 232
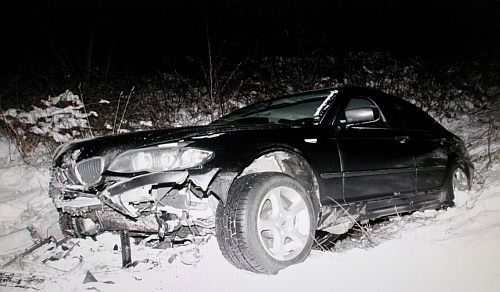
50, 87, 473, 274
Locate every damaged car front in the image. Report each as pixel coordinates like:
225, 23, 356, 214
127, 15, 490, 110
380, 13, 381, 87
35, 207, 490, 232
50, 131, 226, 246
49, 88, 336, 275
50, 86, 474, 275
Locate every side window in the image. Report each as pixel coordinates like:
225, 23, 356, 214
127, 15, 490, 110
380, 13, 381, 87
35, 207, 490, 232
388, 103, 440, 131
336, 96, 394, 128
396, 105, 425, 131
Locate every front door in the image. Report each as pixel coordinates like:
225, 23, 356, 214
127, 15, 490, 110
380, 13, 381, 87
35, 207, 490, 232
334, 95, 416, 203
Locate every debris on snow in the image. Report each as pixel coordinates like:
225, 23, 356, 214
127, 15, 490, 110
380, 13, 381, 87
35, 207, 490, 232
0, 225, 41, 256
0, 271, 46, 290
82, 270, 98, 284
1, 235, 56, 269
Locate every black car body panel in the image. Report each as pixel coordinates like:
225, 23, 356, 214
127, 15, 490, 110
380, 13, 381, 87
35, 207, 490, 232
49, 86, 473, 272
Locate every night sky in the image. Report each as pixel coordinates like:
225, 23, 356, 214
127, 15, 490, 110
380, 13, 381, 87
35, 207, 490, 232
3, 0, 500, 74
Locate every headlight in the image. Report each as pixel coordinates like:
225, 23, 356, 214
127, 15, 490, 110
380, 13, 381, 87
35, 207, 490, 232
108, 147, 213, 173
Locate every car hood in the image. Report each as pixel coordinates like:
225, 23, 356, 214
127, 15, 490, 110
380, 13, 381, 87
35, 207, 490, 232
52, 123, 299, 165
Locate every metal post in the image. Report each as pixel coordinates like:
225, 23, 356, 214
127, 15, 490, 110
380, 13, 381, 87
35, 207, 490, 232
120, 230, 132, 268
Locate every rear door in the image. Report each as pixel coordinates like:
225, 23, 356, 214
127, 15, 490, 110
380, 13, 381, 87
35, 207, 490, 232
388, 100, 448, 192
333, 94, 416, 203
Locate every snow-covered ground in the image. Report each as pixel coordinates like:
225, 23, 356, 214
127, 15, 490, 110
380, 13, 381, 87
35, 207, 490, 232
0, 99, 499, 292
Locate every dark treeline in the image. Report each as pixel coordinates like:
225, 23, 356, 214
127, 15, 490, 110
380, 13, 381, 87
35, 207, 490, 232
1, 0, 499, 124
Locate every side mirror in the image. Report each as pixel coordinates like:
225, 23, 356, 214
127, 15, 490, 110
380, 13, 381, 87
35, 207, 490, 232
344, 107, 380, 124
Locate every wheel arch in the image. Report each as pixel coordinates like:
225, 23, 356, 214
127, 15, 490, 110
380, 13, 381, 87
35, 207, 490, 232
239, 149, 321, 215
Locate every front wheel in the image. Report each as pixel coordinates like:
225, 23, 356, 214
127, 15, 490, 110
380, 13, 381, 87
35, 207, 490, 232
216, 172, 317, 274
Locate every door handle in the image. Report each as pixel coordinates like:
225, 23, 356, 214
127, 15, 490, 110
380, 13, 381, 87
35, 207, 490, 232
437, 138, 447, 146
395, 136, 410, 144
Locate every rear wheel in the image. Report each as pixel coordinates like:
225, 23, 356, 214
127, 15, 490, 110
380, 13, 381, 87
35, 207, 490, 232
216, 172, 317, 274
444, 161, 470, 207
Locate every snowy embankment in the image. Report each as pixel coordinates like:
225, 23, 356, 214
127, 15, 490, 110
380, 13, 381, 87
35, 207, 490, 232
0, 97, 499, 291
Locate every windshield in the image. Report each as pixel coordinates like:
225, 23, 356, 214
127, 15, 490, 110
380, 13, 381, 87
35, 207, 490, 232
212, 89, 337, 125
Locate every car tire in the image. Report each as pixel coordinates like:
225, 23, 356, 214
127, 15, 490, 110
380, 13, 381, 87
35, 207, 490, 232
216, 172, 317, 274
444, 161, 470, 208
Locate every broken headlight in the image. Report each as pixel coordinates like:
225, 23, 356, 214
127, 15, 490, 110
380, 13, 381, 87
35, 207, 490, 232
107, 146, 213, 173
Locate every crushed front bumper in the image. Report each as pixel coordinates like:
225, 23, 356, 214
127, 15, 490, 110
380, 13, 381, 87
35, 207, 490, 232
50, 167, 226, 238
